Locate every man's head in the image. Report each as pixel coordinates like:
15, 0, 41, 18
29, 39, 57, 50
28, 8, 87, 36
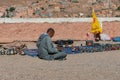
47, 28, 55, 38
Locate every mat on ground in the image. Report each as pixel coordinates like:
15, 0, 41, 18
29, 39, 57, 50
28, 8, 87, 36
23, 49, 38, 57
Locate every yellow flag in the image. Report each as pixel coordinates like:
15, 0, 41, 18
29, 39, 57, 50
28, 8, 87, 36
91, 9, 102, 34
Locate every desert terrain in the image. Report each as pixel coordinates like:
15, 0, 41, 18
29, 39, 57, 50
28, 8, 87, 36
0, 21, 120, 43
0, 49, 120, 80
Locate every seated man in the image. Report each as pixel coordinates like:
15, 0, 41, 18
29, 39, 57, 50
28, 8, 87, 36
36, 28, 67, 60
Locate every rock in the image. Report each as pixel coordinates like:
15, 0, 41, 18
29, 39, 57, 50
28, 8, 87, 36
54, 6, 60, 12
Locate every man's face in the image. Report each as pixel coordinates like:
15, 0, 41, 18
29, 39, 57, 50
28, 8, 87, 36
49, 31, 55, 38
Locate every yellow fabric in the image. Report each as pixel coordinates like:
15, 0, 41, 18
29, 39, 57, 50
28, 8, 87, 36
91, 10, 102, 33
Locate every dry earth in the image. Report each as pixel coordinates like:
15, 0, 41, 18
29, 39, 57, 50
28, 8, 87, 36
0, 50, 120, 80
0, 21, 120, 43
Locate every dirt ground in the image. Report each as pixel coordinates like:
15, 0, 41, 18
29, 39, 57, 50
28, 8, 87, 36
0, 50, 120, 80
0, 21, 120, 43
0, 41, 120, 80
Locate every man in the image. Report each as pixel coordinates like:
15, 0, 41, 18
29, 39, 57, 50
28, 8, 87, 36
36, 28, 67, 60
94, 31, 101, 42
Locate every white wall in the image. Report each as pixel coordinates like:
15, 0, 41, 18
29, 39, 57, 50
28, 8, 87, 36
0, 17, 120, 23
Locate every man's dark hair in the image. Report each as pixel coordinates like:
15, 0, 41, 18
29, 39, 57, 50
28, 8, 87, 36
47, 28, 55, 33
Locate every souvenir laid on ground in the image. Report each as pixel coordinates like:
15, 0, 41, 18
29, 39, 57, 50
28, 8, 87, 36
113, 37, 120, 42
100, 33, 111, 41
0, 43, 27, 55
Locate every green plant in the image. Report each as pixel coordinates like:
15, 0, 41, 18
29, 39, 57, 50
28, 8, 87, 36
9, 7, 15, 12
117, 6, 120, 11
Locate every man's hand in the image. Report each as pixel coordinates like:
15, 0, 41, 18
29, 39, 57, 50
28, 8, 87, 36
57, 46, 63, 51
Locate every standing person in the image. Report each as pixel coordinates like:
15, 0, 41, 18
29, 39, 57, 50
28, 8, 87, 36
94, 31, 101, 42
36, 28, 67, 60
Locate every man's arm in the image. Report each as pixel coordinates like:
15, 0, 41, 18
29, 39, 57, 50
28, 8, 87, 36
46, 37, 58, 53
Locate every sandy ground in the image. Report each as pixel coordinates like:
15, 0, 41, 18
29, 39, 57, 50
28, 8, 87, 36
0, 41, 120, 80
0, 51, 120, 80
